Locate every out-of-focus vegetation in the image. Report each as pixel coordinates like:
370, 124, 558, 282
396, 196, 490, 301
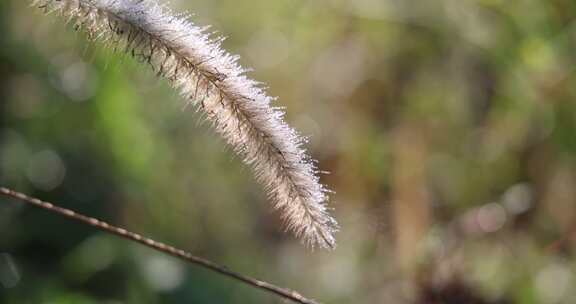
1, 0, 576, 303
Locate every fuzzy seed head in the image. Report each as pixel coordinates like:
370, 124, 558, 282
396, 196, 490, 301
33, 0, 339, 249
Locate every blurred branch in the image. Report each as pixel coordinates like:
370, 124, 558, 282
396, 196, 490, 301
0, 187, 320, 304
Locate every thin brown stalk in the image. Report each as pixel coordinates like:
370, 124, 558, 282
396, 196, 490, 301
0, 186, 320, 304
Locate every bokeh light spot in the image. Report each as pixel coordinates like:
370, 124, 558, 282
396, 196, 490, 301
476, 203, 507, 233
26, 149, 66, 191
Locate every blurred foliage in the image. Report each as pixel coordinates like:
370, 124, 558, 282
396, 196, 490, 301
1, 0, 576, 303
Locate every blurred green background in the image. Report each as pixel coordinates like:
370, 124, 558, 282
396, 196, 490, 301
1, 0, 576, 303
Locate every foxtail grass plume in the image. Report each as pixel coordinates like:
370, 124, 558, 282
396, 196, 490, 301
33, 0, 338, 248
